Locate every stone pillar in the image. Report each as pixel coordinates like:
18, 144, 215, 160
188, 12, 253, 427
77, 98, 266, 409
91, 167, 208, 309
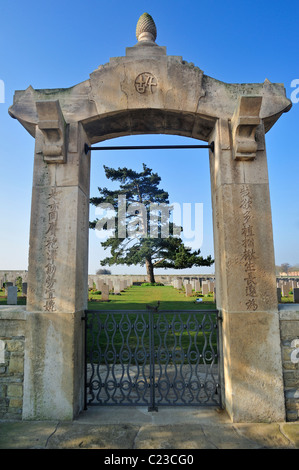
23, 105, 90, 420
209, 107, 286, 422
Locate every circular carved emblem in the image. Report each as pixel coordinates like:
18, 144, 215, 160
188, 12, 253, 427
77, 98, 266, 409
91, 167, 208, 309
135, 72, 157, 94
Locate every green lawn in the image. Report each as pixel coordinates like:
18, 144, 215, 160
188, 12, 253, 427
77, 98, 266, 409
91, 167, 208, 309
88, 285, 216, 311
0, 284, 215, 309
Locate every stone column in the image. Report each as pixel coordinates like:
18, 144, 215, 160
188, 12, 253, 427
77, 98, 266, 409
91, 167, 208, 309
23, 102, 90, 420
209, 101, 286, 422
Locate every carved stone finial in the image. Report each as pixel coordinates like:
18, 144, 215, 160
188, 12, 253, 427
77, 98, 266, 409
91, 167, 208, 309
136, 13, 157, 42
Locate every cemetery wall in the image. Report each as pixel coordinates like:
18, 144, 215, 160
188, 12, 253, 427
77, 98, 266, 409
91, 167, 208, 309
279, 305, 299, 421
0, 307, 26, 420
0, 270, 28, 284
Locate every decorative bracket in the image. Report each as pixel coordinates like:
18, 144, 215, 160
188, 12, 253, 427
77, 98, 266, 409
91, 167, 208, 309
231, 96, 262, 161
36, 100, 67, 163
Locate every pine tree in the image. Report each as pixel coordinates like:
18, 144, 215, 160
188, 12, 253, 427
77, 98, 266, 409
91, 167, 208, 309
90, 163, 213, 283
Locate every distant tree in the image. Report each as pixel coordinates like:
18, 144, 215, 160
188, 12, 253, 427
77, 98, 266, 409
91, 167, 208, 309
16, 276, 22, 291
90, 163, 214, 283
280, 263, 290, 274
96, 268, 112, 275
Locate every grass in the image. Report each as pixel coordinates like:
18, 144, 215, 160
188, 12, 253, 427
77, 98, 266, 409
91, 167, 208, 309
88, 285, 216, 311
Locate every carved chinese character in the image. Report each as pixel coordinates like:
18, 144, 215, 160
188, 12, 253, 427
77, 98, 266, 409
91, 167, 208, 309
135, 72, 157, 94
246, 298, 258, 311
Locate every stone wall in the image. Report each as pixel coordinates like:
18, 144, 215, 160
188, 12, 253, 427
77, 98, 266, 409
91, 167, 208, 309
0, 271, 28, 284
0, 307, 26, 420
279, 305, 299, 421
88, 274, 215, 286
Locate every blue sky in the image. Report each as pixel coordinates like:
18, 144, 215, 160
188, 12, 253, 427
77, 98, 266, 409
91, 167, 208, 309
0, 0, 298, 275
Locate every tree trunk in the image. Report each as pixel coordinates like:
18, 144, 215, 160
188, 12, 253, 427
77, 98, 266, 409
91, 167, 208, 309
145, 257, 155, 283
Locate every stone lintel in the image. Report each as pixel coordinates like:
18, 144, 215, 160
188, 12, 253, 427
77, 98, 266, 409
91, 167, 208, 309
8, 58, 291, 147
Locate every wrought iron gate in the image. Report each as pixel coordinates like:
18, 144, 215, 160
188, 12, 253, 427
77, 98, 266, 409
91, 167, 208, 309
84, 309, 221, 410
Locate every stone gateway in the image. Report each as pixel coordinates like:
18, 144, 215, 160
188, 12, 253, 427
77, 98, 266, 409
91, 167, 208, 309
5, 13, 294, 422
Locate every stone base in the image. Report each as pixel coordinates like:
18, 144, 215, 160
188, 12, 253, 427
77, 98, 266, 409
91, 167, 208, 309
221, 309, 286, 422
22, 310, 85, 420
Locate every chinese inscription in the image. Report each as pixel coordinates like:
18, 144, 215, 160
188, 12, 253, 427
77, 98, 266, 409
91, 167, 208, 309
135, 72, 157, 94
240, 185, 258, 311
44, 187, 59, 312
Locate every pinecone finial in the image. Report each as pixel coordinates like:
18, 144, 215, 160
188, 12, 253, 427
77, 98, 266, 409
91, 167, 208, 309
136, 13, 157, 42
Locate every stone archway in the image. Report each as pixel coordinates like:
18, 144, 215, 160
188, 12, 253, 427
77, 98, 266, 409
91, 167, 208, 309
9, 13, 292, 422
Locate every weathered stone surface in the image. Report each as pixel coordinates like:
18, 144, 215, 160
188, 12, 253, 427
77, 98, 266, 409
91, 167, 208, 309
22, 311, 84, 420
221, 310, 286, 422
47, 424, 139, 449
1, 408, 299, 449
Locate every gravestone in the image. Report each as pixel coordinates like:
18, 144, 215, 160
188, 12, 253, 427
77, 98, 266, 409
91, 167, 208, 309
7, 286, 17, 305
282, 284, 290, 297
22, 282, 28, 296
101, 284, 109, 301
284, 281, 291, 291
293, 288, 299, 303
5, 282, 13, 293
173, 279, 182, 289
95, 279, 104, 291
185, 283, 192, 297
194, 281, 201, 292
114, 283, 121, 294
208, 281, 215, 292
277, 287, 281, 302
202, 283, 209, 295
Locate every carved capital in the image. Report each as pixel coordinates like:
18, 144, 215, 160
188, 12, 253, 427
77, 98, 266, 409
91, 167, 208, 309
36, 100, 67, 163
231, 96, 262, 161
